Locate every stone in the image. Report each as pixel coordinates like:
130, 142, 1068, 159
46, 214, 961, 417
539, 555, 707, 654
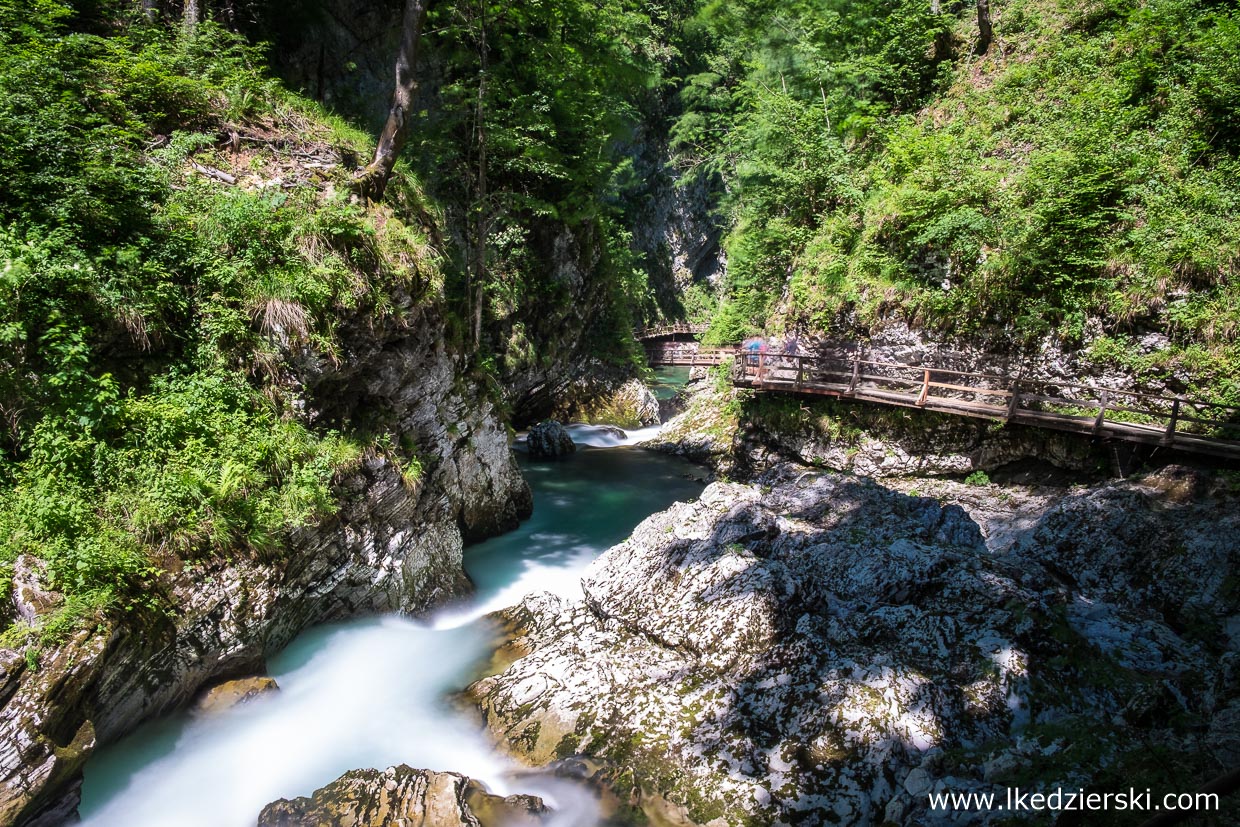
193, 676, 279, 716
1206, 702, 1240, 771
903, 768, 932, 797
611, 378, 661, 426
526, 420, 576, 459
469, 462, 1240, 827
10, 556, 58, 624
257, 765, 550, 827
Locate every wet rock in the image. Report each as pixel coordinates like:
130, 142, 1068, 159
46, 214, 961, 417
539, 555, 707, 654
257, 765, 550, 827
561, 377, 662, 429
527, 420, 576, 459
193, 676, 279, 716
610, 378, 661, 426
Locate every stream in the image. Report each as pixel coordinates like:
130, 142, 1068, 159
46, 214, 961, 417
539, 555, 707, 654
77, 414, 703, 827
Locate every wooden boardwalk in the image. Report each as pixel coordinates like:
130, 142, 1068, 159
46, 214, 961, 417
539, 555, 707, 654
644, 342, 736, 366
635, 323, 708, 340
730, 352, 1240, 460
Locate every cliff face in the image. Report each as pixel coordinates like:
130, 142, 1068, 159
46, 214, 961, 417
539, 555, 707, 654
0, 300, 532, 827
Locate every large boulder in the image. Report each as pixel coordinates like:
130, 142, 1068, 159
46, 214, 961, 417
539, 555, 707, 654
257, 765, 549, 827
526, 420, 576, 459
193, 676, 279, 716
468, 464, 1239, 826
609, 378, 661, 427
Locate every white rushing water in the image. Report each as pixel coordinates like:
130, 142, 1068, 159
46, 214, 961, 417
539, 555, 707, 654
79, 427, 704, 827
80, 618, 526, 827
516, 421, 666, 449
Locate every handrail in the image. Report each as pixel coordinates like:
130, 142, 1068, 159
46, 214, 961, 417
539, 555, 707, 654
727, 350, 1240, 459
634, 322, 709, 340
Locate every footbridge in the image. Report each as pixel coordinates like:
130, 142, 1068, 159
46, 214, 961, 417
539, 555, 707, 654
638, 329, 1240, 460
731, 351, 1240, 460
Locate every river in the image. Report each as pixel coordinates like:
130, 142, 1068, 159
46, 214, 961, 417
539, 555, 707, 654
77, 420, 703, 826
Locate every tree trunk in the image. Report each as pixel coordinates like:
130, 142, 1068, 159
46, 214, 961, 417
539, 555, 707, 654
183, 0, 199, 36
471, 2, 487, 352
975, 0, 993, 55
357, 0, 431, 201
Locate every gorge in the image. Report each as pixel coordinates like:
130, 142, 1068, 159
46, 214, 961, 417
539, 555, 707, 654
1, 0, 1238, 825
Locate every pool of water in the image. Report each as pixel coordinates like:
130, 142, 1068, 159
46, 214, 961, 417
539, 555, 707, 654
77, 432, 704, 827
650, 366, 691, 401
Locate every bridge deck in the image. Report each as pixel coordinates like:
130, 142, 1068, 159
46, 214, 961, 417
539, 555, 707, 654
730, 354, 1240, 460
639, 334, 1240, 459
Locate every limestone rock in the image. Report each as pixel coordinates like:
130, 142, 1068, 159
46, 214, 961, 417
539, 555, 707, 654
257, 765, 550, 827
193, 676, 279, 716
9, 557, 58, 625
470, 463, 1239, 826
526, 421, 576, 459
608, 378, 661, 426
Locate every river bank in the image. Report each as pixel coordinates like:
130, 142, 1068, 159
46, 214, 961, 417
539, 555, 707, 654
73, 429, 704, 827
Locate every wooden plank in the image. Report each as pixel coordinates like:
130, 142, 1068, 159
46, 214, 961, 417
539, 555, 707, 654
916, 369, 931, 406
927, 380, 1012, 397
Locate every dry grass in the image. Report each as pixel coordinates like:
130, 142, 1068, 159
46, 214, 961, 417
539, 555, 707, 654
251, 297, 310, 343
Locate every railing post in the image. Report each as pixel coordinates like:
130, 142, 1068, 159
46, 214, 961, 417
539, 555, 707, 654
796, 356, 804, 389
1163, 399, 1180, 445
916, 368, 930, 406
1006, 383, 1021, 421
1093, 390, 1109, 436
848, 356, 860, 393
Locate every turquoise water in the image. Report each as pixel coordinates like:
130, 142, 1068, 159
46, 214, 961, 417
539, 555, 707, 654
650, 365, 691, 401
78, 432, 703, 827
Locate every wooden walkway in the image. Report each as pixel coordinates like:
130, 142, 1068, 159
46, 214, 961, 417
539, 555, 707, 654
730, 352, 1240, 460
644, 342, 736, 366
635, 323, 708, 340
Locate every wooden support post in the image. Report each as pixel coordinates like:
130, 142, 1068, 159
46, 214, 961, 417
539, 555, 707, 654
916, 368, 931, 407
1093, 390, 1109, 436
796, 357, 803, 390
1006, 383, 1021, 421
1163, 399, 1180, 445
847, 356, 860, 394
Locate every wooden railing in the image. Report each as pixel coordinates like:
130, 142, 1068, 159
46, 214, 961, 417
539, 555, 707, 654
634, 323, 709, 340
732, 352, 1240, 460
645, 343, 736, 366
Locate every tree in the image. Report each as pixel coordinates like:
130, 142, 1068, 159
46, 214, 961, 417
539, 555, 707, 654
976, 0, 993, 56
183, 0, 199, 35
357, 0, 431, 201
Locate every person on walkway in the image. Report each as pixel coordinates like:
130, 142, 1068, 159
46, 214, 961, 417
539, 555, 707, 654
780, 333, 800, 372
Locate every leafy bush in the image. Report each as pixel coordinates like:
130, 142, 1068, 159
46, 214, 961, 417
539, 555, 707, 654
964, 470, 991, 486
0, 2, 405, 642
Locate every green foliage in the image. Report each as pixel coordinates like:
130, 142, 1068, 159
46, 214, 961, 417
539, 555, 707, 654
678, 0, 1240, 399
0, 1, 404, 641
407, 0, 669, 363
964, 470, 991, 486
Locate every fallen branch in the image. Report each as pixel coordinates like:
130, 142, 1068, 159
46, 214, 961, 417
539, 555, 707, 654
191, 162, 237, 185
